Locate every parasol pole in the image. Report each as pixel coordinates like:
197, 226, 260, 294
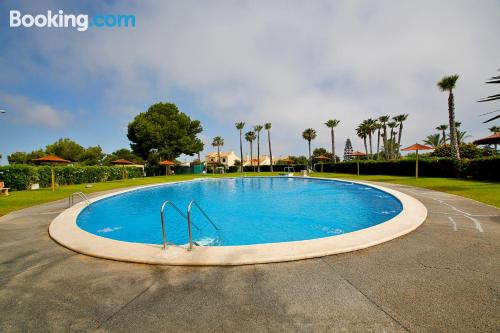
51, 164, 55, 192
415, 149, 419, 179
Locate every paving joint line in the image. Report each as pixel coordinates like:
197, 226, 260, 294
320, 257, 411, 333
0, 253, 75, 283
90, 281, 156, 332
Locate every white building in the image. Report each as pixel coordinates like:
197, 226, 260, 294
242, 155, 272, 166
205, 151, 240, 167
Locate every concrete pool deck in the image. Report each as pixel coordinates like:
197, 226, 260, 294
0, 182, 499, 332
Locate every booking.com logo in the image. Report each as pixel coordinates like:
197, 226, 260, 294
9, 10, 136, 32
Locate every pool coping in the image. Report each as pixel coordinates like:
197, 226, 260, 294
49, 177, 427, 266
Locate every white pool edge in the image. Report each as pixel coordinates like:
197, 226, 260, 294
49, 177, 427, 266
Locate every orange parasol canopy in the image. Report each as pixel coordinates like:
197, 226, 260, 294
314, 155, 330, 160
34, 155, 70, 164
350, 151, 367, 157
401, 143, 433, 151
111, 159, 133, 165
159, 160, 175, 166
401, 144, 433, 179
33, 155, 70, 192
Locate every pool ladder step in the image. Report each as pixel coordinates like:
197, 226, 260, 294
160, 200, 219, 252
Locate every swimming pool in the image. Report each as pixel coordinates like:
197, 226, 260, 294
50, 177, 427, 265
77, 177, 403, 246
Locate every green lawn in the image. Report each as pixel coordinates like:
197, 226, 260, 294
0, 172, 498, 217
311, 173, 500, 208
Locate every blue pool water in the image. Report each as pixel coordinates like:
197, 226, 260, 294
77, 177, 402, 246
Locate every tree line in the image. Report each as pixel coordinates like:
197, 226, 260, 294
8, 138, 144, 166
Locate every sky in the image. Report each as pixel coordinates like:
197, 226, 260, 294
1, 0, 499, 164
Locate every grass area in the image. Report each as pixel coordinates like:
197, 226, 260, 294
312, 173, 500, 208
1, 172, 498, 217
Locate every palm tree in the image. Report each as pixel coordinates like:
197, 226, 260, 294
378, 115, 390, 159
235, 122, 245, 172
245, 131, 256, 172
253, 125, 263, 172
393, 114, 408, 157
374, 122, 382, 160
356, 123, 369, 156
324, 119, 340, 163
387, 121, 397, 159
302, 128, 317, 169
437, 74, 461, 161
436, 124, 448, 144
488, 126, 499, 150
457, 130, 471, 144
264, 123, 273, 172
489, 125, 500, 133
365, 118, 377, 159
424, 133, 441, 148
211, 136, 224, 164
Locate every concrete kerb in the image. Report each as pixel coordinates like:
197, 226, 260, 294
49, 177, 428, 266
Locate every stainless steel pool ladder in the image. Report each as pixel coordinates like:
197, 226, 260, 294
186, 200, 220, 250
69, 192, 91, 211
160, 201, 188, 251
160, 200, 219, 251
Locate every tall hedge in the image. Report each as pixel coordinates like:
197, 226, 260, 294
0, 165, 143, 191
224, 157, 499, 181
460, 157, 500, 181
319, 158, 456, 177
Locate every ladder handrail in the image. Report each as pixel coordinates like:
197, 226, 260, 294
69, 192, 91, 211
160, 200, 187, 250
186, 200, 219, 251
160, 200, 218, 252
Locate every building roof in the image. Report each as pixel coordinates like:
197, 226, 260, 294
206, 151, 237, 158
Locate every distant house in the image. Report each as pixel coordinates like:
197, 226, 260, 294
242, 155, 271, 166
205, 151, 240, 167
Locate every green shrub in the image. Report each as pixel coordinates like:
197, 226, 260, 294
320, 158, 456, 177
239, 164, 307, 172
0, 165, 39, 190
461, 157, 500, 181
431, 144, 492, 159
0, 165, 144, 191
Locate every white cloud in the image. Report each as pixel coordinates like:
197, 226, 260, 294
0, 92, 71, 129
4, 0, 500, 156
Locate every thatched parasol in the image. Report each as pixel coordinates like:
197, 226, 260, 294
314, 155, 330, 173
111, 159, 134, 179
350, 151, 367, 176
401, 143, 433, 178
473, 132, 500, 151
33, 155, 71, 192
206, 160, 218, 174
159, 160, 176, 175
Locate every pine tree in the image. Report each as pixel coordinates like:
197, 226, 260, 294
343, 138, 353, 161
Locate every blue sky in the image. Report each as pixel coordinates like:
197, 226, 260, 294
1, 0, 499, 164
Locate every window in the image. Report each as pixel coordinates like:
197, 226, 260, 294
222, 158, 226, 162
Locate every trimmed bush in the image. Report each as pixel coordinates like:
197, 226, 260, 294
0, 165, 143, 191
0, 165, 39, 190
238, 164, 307, 173
461, 157, 500, 181
316, 157, 499, 181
